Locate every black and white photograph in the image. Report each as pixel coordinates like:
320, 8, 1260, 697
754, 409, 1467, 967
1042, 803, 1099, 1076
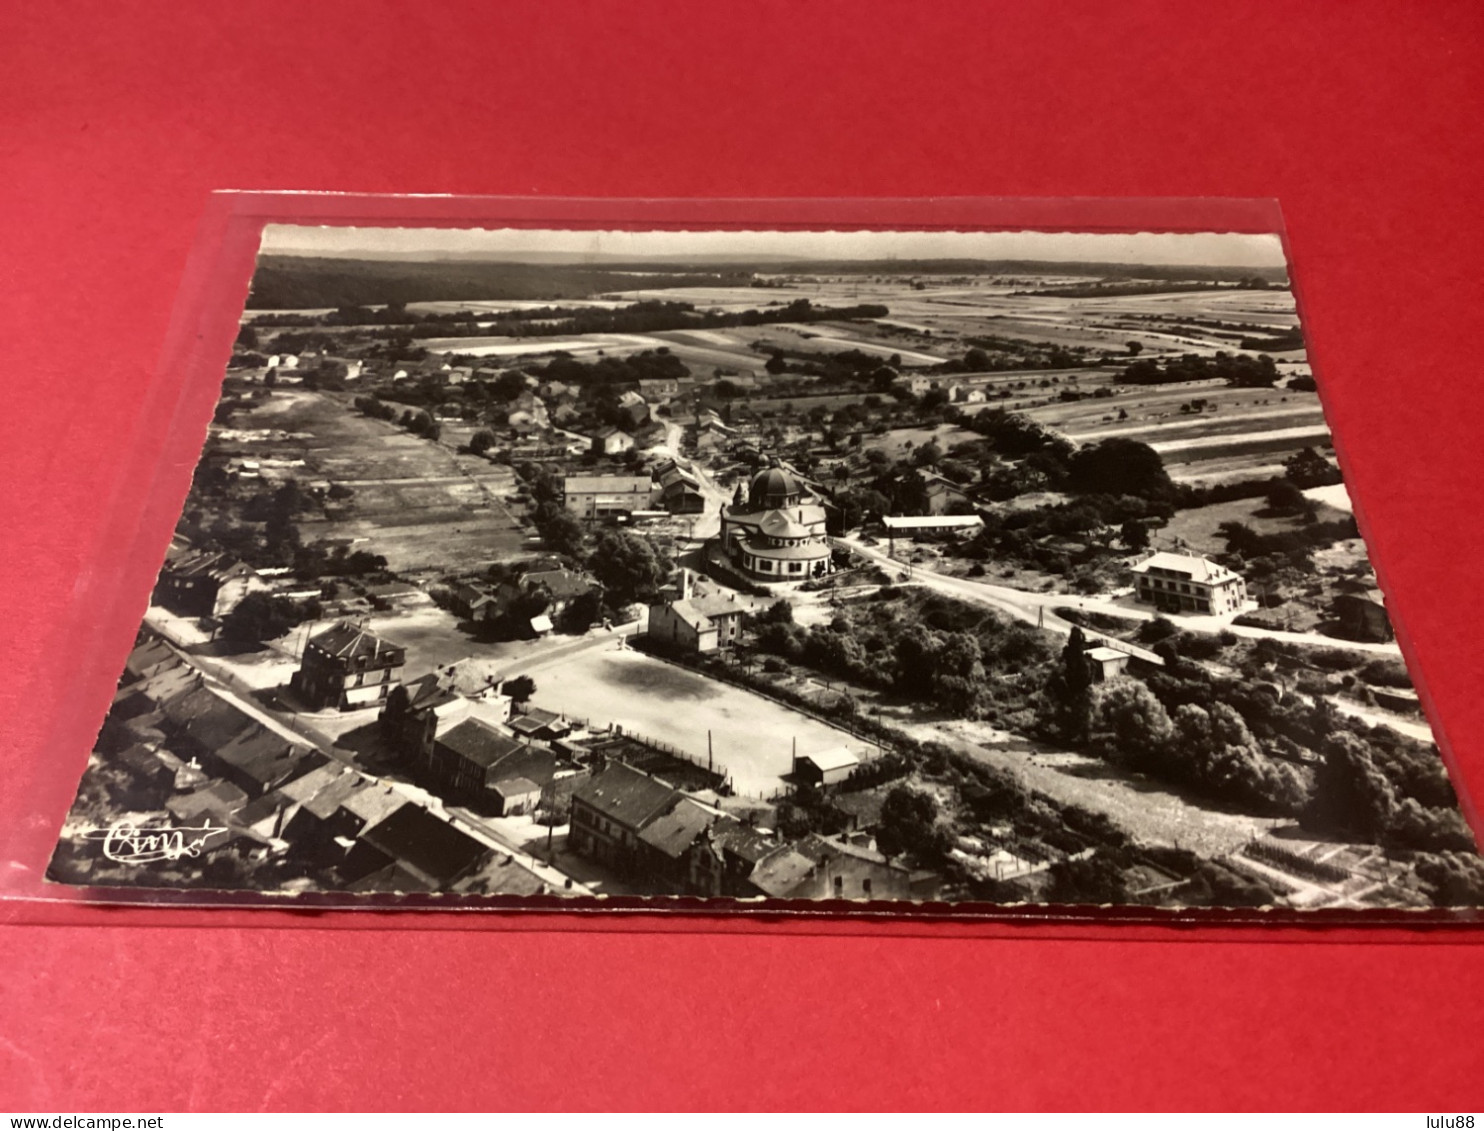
47, 220, 1483, 913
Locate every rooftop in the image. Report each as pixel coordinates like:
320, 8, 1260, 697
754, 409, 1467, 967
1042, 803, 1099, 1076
163, 549, 255, 581
1131, 551, 1239, 584
797, 747, 861, 774
881, 514, 984, 530
214, 725, 318, 790
360, 805, 490, 887
637, 797, 718, 859
525, 568, 592, 599
562, 474, 654, 494
572, 762, 678, 828
307, 622, 405, 665
436, 718, 524, 770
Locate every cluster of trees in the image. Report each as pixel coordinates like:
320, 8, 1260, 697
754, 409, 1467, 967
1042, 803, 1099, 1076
182, 478, 318, 569
1282, 446, 1343, 489
1305, 732, 1475, 852
749, 590, 1054, 720
1115, 642, 1470, 852
1217, 515, 1359, 559
947, 336, 1093, 372
277, 297, 895, 343
1237, 329, 1305, 352
531, 348, 688, 393
220, 591, 321, 645
759, 345, 902, 390
352, 396, 442, 441
1121, 352, 1281, 387
1091, 679, 1311, 814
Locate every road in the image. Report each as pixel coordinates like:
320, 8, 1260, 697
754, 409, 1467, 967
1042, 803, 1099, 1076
834, 535, 1402, 656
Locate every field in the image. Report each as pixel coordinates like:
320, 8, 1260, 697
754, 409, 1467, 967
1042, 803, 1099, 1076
1156, 495, 1350, 558
219, 389, 527, 573
524, 646, 868, 797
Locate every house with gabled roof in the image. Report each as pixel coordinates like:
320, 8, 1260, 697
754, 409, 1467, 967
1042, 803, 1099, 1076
290, 621, 405, 711
425, 717, 572, 814
343, 805, 492, 892
154, 549, 269, 620
568, 762, 682, 874
204, 722, 321, 798
646, 590, 745, 653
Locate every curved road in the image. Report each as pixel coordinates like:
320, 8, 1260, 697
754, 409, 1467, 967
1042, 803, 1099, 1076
834, 535, 1402, 656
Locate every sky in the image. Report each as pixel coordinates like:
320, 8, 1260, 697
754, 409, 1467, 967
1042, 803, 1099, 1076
260, 224, 1289, 269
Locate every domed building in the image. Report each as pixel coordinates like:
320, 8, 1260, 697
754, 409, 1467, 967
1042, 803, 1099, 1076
718, 464, 832, 582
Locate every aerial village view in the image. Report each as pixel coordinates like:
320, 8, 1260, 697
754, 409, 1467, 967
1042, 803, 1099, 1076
50, 225, 1484, 912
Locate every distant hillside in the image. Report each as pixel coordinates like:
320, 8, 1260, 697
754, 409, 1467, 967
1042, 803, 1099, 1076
245, 254, 1288, 309
244, 257, 751, 309
759, 259, 1291, 283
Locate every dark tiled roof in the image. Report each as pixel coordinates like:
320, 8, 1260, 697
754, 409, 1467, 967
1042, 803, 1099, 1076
711, 819, 777, 863
436, 718, 524, 770
308, 622, 404, 665
124, 639, 179, 679
162, 684, 257, 753
166, 779, 250, 823
402, 672, 460, 713
213, 725, 319, 791
360, 806, 490, 887
164, 550, 253, 581
571, 762, 678, 829
637, 798, 716, 860
524, 568, 593, 600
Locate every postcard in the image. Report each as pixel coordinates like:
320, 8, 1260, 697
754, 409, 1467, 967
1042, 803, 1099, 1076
46, 215, 1484, 914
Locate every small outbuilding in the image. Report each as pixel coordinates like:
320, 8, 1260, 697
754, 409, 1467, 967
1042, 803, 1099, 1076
793, 746, 861, 788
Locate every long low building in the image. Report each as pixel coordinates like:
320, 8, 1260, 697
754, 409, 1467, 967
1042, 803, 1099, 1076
881, 514, 984, 534
561, 474, 656, 522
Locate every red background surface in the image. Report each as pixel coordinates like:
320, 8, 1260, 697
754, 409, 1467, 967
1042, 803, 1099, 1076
4, 0, 1484, 1111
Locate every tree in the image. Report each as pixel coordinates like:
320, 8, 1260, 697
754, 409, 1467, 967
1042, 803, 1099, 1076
1283, 446, 1342, 489
1305, 731, 1396, 840
1265, 479, 1307, 514
1120, 518, 1150, 551
220, 592, 307, 646
468, 429, 497, 456
875, 786, 945, 862
1068, 438, 1173, 500
1125, 340, 1142, 356
502, 675, 537, 703
920, 387, 950, 412
538, 510, 587, 559
589, 529, 667, 606
380, 684, 411, 733
236, 324, 260, 350
491, 370, 528, 402
557, 589, 602, 634
1088, 679, 1175, 768
912, 440, 943, 468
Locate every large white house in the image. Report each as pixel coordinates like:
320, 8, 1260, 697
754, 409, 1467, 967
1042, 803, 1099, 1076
1131, 551, 1247, 615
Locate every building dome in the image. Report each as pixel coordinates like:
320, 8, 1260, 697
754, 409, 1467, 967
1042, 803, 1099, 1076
748, 466, 804, 511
